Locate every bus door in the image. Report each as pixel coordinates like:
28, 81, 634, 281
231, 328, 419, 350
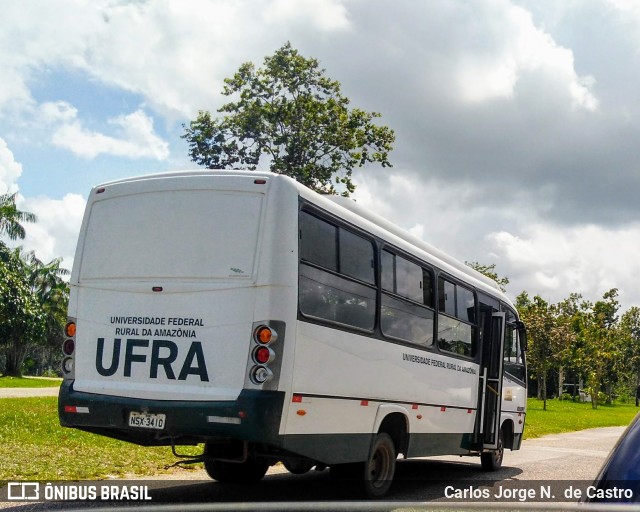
478, 311, 506, 450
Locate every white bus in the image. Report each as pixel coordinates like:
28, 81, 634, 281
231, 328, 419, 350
59, 170, 527, 498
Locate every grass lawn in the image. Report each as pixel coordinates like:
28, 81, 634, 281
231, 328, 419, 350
524, 397, 638, 439
1, 395, 638, 481
0, 376, 62, 388
0, 397, 200, 481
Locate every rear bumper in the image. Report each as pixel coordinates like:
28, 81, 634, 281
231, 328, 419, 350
58, 380, 285, 446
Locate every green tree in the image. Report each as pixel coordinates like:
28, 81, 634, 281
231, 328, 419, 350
24, 252, 69, 357
183, 42, 395, 195
555, 293, 584, 398
516, 292, 573, 409
0, 249, 68, 376
466, 261, 509, 292
574, 289, 621, 409
0, 251, 46, 376
618, 307, 640, 403
0, 192, 36, 243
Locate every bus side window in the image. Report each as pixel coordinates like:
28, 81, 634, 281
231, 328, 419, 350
380, 251, 435, 348
339, 228, 375, 285
381, 250, 395, 292
438, 279, 456, 317
299, 211, 337, 271
437, 277, 477, 358
298, 209, 376, 332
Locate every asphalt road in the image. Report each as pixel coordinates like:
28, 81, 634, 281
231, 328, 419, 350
0, 387, 60, 398
1, 425, 627, 510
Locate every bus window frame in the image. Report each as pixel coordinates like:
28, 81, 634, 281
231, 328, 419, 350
379, 245, 436, 348
298, 205, 378, 335
296, 200, 510, 366
436, 274, 479, 360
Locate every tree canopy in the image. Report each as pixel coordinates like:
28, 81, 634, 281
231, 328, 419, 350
183, 42, 395, 195
465, 261, 510, 292
0, 192, 36, 242
0, 196, 68, 376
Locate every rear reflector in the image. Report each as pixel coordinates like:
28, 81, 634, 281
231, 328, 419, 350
207, 415, 241, 425
64, 405, 89, 414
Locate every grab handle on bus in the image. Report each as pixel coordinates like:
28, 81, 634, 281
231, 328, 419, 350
479, 368, 487, 435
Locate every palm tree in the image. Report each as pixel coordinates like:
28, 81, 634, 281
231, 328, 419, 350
0, 192, 36, 241
1, 249, 68, 376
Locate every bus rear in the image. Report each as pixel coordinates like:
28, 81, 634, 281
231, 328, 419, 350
58, 171, 296, 458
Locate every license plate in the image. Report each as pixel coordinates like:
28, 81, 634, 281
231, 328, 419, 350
128, 411, 166, 430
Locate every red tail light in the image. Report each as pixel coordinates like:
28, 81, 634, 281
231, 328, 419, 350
253, 346, 274, 365
62, 317, 76, 377
62, 338, 75, 356
248, 323, 281, 386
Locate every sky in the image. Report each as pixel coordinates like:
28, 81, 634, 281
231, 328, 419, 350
2, 0, 640, 312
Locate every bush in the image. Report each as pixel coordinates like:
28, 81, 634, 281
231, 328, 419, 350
41, 368, 61, 378
21, 357, 37, 375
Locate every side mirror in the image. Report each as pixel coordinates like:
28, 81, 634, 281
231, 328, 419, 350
516, 321, 528, 351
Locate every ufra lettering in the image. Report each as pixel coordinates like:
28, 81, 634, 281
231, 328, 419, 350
95, 338, 209, 381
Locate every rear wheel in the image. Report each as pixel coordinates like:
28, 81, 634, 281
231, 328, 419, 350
204, 458, 269, 483
480, 428, 504, 471
362, 433, 396, 498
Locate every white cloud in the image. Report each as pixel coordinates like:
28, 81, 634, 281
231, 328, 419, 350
20, 193, 86, 269
0, 139, 84, 268
41, 102, 169, 160
454, 2, 597, 110
263, 0, 351, 32
607, 0, 640, 18
39, 101, 77, 124
0, 1, 104, 115
353, 172, 494, 255
0, 1, 354, 124
488, 223, 640, 307
0, 138, 22, 194
56, 0, 353, 119
353, 170, 640, 310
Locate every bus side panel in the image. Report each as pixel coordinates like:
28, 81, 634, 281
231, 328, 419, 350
501, 374, 527, 449
281, 321, 479, 463
248, 176, 300, 435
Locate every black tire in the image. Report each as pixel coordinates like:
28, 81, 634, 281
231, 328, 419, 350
283, 459, 315, 475
362, 433, 396, 498
481, 428, 504, 471
204, 458, 268, 483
